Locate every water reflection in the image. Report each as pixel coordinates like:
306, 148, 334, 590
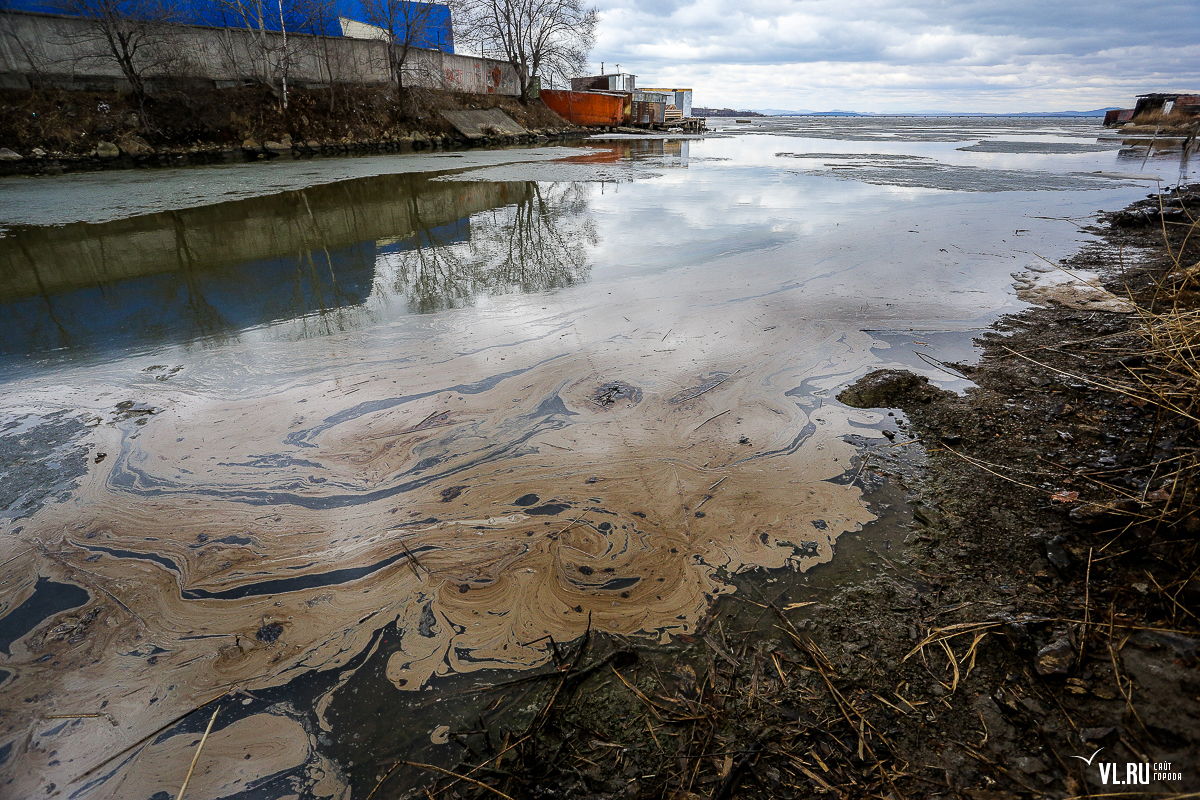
570, 138, 690, 167
0, 172, 597, 364
382, 182, 596, 313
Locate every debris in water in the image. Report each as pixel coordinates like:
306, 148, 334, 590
256, 622, 284, 643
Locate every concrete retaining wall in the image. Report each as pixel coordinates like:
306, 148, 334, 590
0, 10, 520, 94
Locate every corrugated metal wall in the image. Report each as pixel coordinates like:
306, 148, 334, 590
4, 0, 454, 49
631, 100, 664, 125
540, 90, 626, 127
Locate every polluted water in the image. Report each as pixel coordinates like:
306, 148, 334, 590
0, 116, 1193, 798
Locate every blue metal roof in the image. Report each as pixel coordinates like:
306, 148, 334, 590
8, 0, 454, 51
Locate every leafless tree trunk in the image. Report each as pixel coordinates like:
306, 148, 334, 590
0, 6, 54, 84
292, 0, 348, 110
53, 0, 181, 108
359, 0, 453, 90
463, 0, 595, 102
215, 0, 296, 107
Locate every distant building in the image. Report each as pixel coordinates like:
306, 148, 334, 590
1106, 92, 1200, 126
1133, 93, 1200, 117
640, 87, 692, 121
570, 73, 636, 93
549, 69, 701, 129
3, 0, 455, 52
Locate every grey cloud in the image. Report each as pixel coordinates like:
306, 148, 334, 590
588, 0, 1199, 111
598, 0, 1200, 64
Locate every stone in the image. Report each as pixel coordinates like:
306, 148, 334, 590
264, 140, 290, 152
1035, 637, 1074, 675
1019, 696, 1047, 716
94, 141, 120, 159
1045, 535, 1071, 570
1081, 726, 1115, 742
1013, 756, 1047, 774
0, 147, 22, 161
973, 696, 1016, 746
117, 134, 153, 156
30, 147, 46, 157
241, 137, 260, 151
837, 368, 948, 409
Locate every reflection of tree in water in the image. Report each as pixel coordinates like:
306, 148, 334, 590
387, 182, 597, 312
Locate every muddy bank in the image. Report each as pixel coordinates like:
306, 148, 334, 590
419, 188, 1200, 799
0, 84, 581, 176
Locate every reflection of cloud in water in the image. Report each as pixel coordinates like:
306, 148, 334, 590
777, 152, 1139, 191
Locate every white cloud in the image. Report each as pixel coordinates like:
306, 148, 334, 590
584, 0, 1200, 112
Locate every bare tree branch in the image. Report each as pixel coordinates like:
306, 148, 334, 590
463, 0, 595, 100
52, 0, 182, 108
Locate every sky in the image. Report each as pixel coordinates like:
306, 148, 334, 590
586, 0, 1200, 113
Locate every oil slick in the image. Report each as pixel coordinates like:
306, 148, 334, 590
0, 298, 881, 798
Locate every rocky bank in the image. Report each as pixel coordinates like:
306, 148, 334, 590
0, 84, 582, 176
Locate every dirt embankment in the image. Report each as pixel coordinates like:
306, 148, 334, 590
370, 189, 1200, 800
0, 84, 580, 176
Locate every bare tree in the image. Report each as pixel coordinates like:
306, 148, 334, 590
358, 0, 453, 90
464, 0, 595, 101
53, 0, 180, 108
291, 0, 350, 109
214, 0, 298, 107
0, 2, 54, 84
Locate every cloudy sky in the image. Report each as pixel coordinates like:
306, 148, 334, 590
587, 0, 1200, 113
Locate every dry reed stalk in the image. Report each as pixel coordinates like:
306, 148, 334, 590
176, 705, 220, 800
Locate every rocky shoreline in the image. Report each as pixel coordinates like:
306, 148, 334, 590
405, 187, 1200, 799
0, 128, 583, 177
0, 84, 587, 178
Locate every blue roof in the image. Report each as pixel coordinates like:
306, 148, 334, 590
9, 0, 454, 51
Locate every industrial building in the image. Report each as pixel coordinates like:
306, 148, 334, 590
1105, 93, 1200, 126
545, 72, 700, 130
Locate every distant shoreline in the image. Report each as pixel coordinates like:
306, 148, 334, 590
708, 111, 1114, 118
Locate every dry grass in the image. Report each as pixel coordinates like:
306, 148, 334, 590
414, 612, 915, 800
1125, 196, 1200, 533
1131, 109, 1200, 129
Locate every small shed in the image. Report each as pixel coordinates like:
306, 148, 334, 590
571, 73, 637, 93
639, 88, 692, 120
